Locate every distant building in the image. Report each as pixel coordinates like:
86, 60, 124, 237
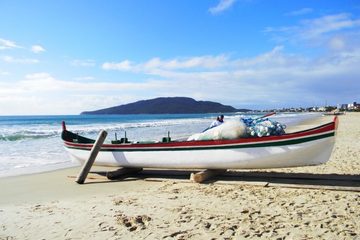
348, 102, 359, 110
339, 104, 348, 110
354, 102, 360, 110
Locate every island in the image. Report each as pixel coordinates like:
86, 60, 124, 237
81, 97, 251, 114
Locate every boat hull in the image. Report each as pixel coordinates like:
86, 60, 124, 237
66, 138, 334, 169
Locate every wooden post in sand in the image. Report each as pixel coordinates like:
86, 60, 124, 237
190, 169, 227, 183
76, 130, 107, 184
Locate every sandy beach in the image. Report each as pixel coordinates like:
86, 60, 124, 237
0, 113, 359, 240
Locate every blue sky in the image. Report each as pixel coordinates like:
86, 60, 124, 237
0, 0, 359, 114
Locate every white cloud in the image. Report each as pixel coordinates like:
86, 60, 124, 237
0, 93, 130, 115
1, 55, 39, 64
102, 60, 133, 71
232, 46, 305, 68
209, 0, 236, 15
265, 12, 360, 52
102, 55, 228, 73
264, 13, 360, 40
0, 72, 168, 114
0, 69, 10, 75
149, 55, 227, 69
70, 59, 96, 67
286, 8, 313, 17
12, 72, 163, 93
300, 13, 360, 40
0, 38, 22, 50
73, 76, 95, 81
31, 45, 46, 53
328, 36, 346, 50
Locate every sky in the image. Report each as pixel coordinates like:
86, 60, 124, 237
0, 0, 359, 115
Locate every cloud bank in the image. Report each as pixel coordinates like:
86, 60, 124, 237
100, 43, 359, 109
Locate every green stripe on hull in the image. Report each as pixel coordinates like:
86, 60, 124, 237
66, 132, 335, 152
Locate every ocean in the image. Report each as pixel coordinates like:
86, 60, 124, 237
0, 112, 320, 177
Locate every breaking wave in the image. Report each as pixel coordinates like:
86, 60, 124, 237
0, 118, 209, 142
0, 130, 60, 142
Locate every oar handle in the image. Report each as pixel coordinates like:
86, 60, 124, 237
259, 112, 276, 119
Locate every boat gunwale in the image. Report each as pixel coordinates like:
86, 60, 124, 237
62, 117, 337, 151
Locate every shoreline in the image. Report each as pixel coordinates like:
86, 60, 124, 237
0, 161, 78, 179
0, 113, 359, 239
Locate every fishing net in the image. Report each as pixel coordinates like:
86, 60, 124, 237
242, 117, 286, 137
187, 117, 286, 141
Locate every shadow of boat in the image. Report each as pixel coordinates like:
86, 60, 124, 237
86, 168, 360, 191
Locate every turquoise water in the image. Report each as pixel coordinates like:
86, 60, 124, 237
0, 113, 319, 177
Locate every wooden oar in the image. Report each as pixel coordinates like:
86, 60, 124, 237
256, 112, 276, 119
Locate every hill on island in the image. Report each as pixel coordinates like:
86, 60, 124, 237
81, 97, 251, 115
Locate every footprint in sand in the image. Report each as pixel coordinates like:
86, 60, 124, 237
115, 213, 151, 231
98, 222, 116, 232
113, 197, 138, 206
163, 230, 189, 239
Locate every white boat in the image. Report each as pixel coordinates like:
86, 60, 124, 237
61, 117, 338, 169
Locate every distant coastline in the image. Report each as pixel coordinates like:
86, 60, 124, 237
80, 97, 359, 115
